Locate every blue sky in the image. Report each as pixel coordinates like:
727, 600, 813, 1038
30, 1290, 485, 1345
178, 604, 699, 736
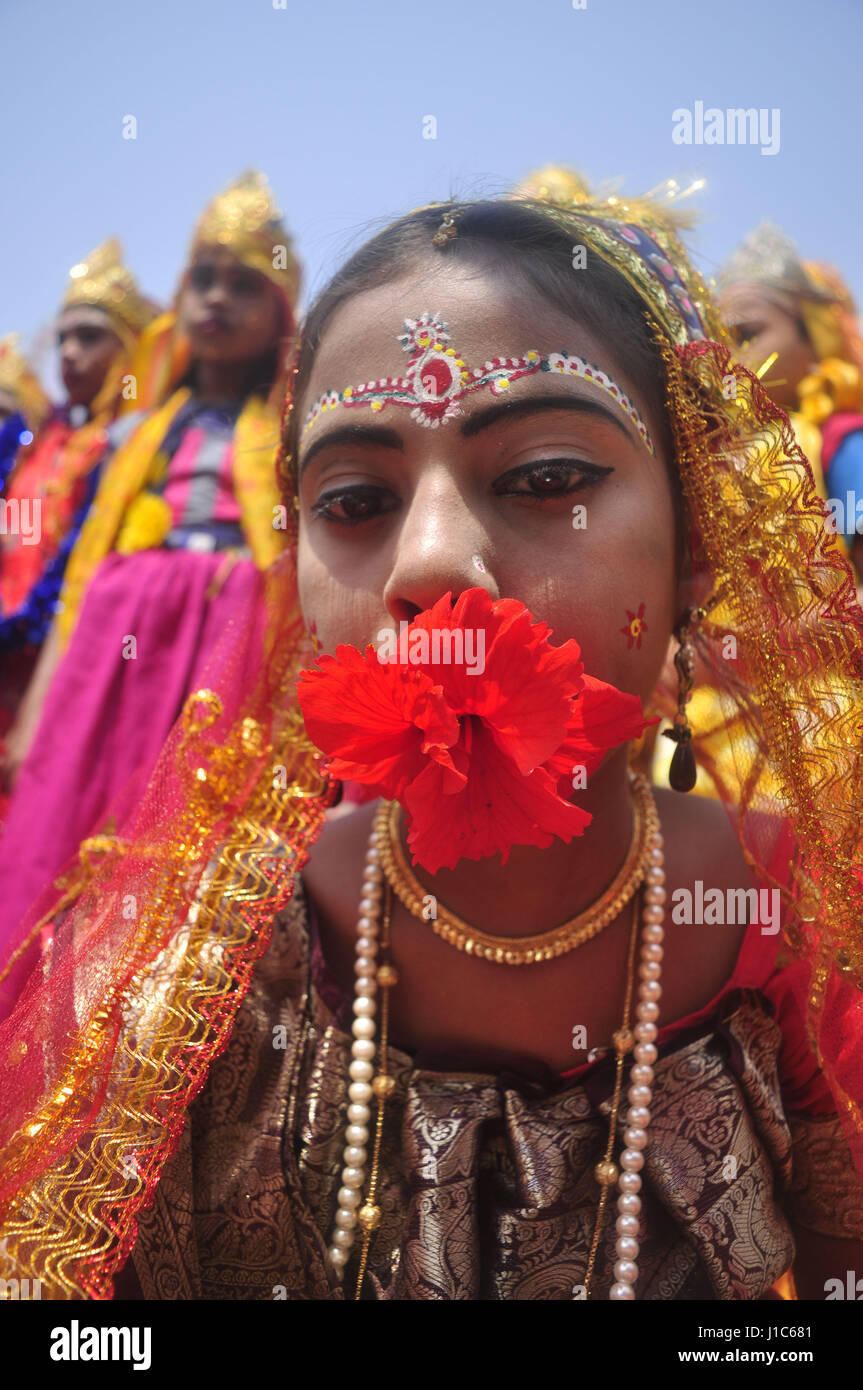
3, 0, 861, 395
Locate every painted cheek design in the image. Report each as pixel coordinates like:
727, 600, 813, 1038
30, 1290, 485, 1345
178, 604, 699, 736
301, 312, 656, 456
621, 603, 648, 650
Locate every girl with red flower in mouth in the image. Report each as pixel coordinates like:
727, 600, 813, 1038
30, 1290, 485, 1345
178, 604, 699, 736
3, 180, 863, 1304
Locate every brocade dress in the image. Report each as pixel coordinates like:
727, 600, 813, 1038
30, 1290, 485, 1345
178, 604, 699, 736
121, 877, 863, 1300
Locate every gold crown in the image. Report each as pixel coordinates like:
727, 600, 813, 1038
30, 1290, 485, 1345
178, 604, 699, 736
63, 238, 157, 340
719, 221, 828, 302
0, 333, 51, 431
509, 166, 721, 347
190, 170, 300, 310
720, 222, 860, 365
510, 164, 593, 206
800, 262, 863, 367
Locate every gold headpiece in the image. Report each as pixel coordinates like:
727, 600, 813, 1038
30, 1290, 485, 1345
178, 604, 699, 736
509, 165, 722, 349
720, 221, 819, 300
0, 333, 51, 431
190, 170, 300, 312
719, 221, 861, 366
62, 238, 157, 346
510, 164, 593, 206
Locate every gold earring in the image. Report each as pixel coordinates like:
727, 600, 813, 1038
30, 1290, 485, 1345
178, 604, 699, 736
662, 606, 704, 792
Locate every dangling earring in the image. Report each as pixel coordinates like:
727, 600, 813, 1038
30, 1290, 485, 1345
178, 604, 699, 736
662, 606, 703, 792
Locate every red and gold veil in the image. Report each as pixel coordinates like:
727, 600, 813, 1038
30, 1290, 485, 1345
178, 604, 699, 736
1, 178, 863, 1299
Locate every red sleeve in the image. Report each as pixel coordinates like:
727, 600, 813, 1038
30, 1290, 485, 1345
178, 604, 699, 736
667, 815, 839, 1115
562, 817, 863, 1127
764, 959, 837, 1115
734, 817, 861, 1117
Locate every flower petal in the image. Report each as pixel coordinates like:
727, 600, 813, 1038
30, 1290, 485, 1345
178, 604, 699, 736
295, 590, 653, 872
409, 588, 584, 773
403, 720, 591, 873
297, 645, 459, 797
547, 675, 658, 783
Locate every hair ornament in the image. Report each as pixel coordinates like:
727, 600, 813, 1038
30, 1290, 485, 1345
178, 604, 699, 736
432, 212, 458, 248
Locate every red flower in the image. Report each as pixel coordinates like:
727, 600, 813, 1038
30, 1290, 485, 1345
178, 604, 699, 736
297, 588, 655, 873
621, 602, 648, 650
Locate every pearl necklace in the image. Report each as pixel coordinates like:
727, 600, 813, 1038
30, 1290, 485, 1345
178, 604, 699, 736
326, 838, 391, 1282
326, 780, 666, 1300
606, 811, 665, 1300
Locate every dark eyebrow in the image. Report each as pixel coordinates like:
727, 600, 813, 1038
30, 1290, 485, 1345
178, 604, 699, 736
299, 424, 404, 476
298, 391, 644, 476
458, 394, 637, 444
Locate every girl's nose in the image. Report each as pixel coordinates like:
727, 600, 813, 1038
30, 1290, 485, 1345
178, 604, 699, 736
382, 472, 499, 623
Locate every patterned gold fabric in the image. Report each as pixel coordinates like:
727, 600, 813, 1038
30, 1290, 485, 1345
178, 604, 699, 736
129, 879, 833, 1301
784, 1113, 863, 1241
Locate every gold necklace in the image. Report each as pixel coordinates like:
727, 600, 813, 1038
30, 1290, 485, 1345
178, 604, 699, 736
329, 798, 667, 1299
376, 771, 658, 964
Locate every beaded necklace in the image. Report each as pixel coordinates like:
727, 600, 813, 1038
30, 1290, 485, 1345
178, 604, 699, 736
325, 773, 666, 1300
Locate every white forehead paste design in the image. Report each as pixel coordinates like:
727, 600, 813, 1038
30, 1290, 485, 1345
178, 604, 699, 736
301, 312, 656, 455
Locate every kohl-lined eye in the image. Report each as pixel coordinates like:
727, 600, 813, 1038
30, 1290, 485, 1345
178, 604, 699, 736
189, 265, 217, 292
492, 458, 613, 499
77, 326, 107, 346
309, 483, 401, 525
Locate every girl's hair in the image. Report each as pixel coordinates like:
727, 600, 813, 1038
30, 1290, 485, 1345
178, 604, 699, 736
286, 199, 684, 571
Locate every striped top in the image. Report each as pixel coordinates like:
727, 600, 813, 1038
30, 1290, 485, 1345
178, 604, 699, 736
105, 399, 244, 531
158, 401, 242, 527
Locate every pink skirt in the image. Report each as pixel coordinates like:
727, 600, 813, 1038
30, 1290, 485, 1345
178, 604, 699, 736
0, 547, 260, 1011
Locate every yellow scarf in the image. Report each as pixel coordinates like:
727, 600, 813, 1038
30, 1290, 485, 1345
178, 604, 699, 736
57, 388, 286, 649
